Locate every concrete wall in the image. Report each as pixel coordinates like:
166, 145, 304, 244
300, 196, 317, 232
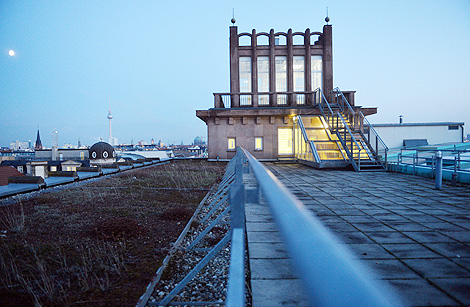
373, 124, 464, 149
207, 115, 294, 160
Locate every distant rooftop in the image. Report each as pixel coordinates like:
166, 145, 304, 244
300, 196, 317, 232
371, 122, 464, 127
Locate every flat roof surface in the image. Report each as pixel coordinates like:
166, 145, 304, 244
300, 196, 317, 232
371, 122, 465, 127
0, 183, 40, 198
44, 176, 75, 187
247, 163, 470, 306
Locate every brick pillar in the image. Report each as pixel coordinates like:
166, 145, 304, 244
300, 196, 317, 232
230, 26, 240, 107
287, 28, 293, 106
252, 29, 258, 107
323, 25, 333, 102
269, 29, 276, 107
304, 28, 312, 105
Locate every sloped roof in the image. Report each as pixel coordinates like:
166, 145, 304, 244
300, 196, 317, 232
0, 166, 24, 186
0, 160, 27, 167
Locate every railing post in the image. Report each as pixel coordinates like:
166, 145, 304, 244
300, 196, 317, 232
384, 150, 388, 169
451, 156, 458, 186
214, 94, 222, 108
231, 93, 240, 108
358, 149, 361, 171
375, 136, 379, 155
435, 151, 443, 190
252, 93, 258, 108
272, 93, 277, 107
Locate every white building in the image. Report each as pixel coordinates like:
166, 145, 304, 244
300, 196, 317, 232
371, 122, 465, 150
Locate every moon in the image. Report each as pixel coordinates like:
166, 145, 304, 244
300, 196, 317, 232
8, 50, 15, 56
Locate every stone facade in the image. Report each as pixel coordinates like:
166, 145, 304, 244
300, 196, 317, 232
196, 24, 376, 160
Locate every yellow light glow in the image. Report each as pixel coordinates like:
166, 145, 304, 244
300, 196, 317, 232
228, 138, 236, 150
8, 50, 15, 56
278, 128, 293, 155
255, 137, 263, 150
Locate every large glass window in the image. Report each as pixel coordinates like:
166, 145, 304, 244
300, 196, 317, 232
276, 56, 287, 105
239, 57, 251, 92
275, 56, 287, 92
293, 56, 305, 104
258, 56, 269, 105
293, 56, 305, 91
258, 57, 269, 92
311, 55, 323, 91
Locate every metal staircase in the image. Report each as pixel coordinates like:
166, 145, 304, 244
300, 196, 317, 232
295, 88, 388, 172
295, 115, 348, 169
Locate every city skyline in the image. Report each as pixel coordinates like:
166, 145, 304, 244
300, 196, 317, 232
7, 128, 205, 149
1, 1, 469, 147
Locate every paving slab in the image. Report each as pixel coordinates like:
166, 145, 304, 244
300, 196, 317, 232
250, 279, 310, 307
388, 279, 460, 306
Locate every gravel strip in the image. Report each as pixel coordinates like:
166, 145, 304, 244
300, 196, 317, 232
146, 180, 252, 306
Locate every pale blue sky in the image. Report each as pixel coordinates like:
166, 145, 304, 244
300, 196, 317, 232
1, 0, 469, 147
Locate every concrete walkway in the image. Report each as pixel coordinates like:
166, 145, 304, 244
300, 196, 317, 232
246, 163, 470, 307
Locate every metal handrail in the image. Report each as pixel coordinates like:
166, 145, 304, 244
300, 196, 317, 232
314, 87, 334, 115
360, 111, 388, 151
396, 149, 470, 173
319, 116, 349, 162
333, 87, 355, 116
330, 87, 388, 169
239, 148, 399, 307
337, 113, 361, 149
296, 115, 321, 163
214, 90, 320, 108
337, 112, 362, 171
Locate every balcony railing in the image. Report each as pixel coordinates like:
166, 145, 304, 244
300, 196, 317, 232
213, 91, 322, 108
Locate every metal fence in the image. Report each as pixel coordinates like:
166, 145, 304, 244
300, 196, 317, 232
140, 149, 402, 306
388, 148, 470, 184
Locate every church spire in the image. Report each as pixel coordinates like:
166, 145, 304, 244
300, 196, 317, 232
35, 129, 43, 150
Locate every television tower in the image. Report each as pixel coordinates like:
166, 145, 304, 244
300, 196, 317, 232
107, 106, 113, 145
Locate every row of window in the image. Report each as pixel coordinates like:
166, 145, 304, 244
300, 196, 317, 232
227, 128, 294, 155
239, 56, 322, 99
238, 35, 319, 47
228, 137, 264, 151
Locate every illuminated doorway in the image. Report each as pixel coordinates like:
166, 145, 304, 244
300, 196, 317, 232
278, 127, 293, 156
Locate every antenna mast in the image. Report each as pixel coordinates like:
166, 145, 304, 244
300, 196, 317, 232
231, 8, 236, 25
